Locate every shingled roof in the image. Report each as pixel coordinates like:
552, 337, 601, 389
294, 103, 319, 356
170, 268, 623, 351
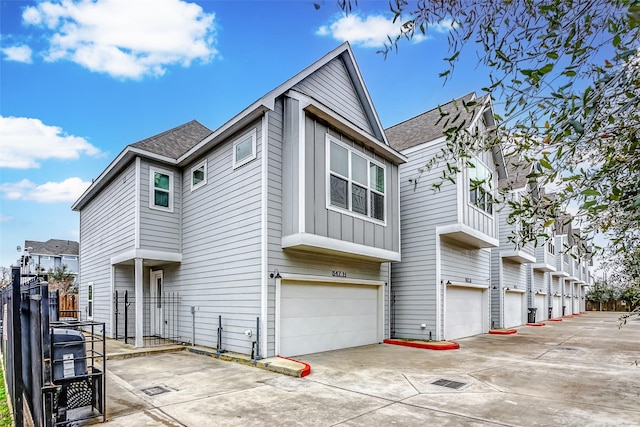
385, 92, 489, 151
130, 120, 213, 159
25, 239, 79, 256
499, 156, 534, 190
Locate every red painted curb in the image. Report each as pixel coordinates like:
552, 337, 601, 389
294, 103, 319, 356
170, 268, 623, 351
489, 329, 517, 335
526, 322, 546, 327
547, 318, 562, 322
383, 338, 460, 350
277, 356, 311, 377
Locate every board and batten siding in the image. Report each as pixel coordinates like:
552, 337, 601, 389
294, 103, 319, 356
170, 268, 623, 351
390, 141, 458, 340
292, 56, 373, 136
267, 96, 391, 356
490, 248, 502, 327
138, 161, 181, 253
303, 115, 399, 252
79, 161, 137, 336
172, 120, 264, 354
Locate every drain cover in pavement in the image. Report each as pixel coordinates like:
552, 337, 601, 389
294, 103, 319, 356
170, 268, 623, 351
431, 379, 467, 390
141, 386, 170, 396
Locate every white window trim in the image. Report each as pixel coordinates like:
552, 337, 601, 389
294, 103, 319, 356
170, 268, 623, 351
39, 255, 52, 260
325, 135, 387, 226
149, 166, 174, 212
87, 281, 94, 320
62, 255, 77, 260
190, 159, 207, 191
232, 129, 257, 169
465, 156, 495, 217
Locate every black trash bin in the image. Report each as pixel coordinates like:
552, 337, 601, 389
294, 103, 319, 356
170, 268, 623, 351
527, 307, 538, 323
548, 307, 553, 319
52, 328, 87, 380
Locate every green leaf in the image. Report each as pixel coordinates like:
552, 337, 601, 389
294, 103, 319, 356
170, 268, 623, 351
539, 158, 553, 170
539, 63, 554, 74
543, 219, 555, 227
581, 189, 600, 197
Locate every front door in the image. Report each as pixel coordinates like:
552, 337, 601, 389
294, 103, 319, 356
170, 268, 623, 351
150, 270, 164, 337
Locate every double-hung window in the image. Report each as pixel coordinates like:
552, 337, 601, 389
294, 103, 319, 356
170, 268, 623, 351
328, 137, 385, 222
150, 167, 174, 212
468, 158, 493, 214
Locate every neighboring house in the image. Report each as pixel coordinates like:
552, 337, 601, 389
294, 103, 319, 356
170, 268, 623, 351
72, 43, 405, 357
386, 92, 505, 341
529, 220, 558, 322
550, 217, 573, 318
24, 239, 79, 275
490, 157, 537, 329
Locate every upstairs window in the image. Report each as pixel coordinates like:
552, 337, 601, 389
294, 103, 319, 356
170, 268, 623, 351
150, 167, 174, 212
468, 158, 493, 214
547, 240, 555, 255
191, 160, 207, 191
328, 137, 386, 222
233, 130, 257, 169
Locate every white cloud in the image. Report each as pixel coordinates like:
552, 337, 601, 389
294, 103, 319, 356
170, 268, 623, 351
0, 116, 102, 169
0, 178, 91, 203
0, 215, 12, 223
22, 0, 218, 79
1, 45, 33, 63
316, 14, 455, 48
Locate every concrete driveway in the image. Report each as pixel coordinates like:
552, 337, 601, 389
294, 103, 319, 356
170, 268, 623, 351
92, 312, 640, 426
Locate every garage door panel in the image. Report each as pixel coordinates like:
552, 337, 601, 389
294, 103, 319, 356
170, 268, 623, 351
505, 292, 523, 328
445, 287, 485, 340
280, 282, 380, 357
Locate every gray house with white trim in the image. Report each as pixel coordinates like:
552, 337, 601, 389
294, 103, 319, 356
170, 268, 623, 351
72, 43, 405, 357
386, 93, 505, 341
490, 157, 537, 328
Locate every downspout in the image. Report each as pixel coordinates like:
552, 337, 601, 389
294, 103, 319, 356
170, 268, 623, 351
260, 112, 269, 357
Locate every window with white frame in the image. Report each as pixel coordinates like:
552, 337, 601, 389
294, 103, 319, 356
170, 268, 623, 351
87, 282, 94, 319
547, 239, 555, 255
62, 255, 77, 261
150, 167, 174, 211
191, 160, 207, 191
468, 158, 493, 214
233, 130, 257, 169
327, 137, 386, 222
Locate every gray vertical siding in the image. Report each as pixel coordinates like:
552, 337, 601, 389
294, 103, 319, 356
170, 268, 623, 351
301, 116, 400, 252
292, 56, 373, 135
79, 161, 137, 336
138, 161, 182, 253
174, 120, 264, 354
490, 250, 501, 327
267, 96, 391, 355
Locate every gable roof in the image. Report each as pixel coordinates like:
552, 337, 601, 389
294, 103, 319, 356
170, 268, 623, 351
499, 156, 534, 190
385, 92, 490, 152
25, 239, 79, 256
130, 120, 212, 160
73, 42, 401, 211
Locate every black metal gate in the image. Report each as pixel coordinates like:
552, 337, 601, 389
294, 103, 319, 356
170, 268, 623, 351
113, 290, 181, 346
0, 267, 106, 426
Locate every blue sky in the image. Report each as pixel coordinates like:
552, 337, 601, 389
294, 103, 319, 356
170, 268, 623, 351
0, 0, 493, 267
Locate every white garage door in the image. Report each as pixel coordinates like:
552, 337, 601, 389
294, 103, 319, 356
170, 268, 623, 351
565, 296, 573, 315
445, 286, 485, 340
505, 291, 524, 328
279, 281, 381, 357
552, 296, 562, 318
534, 294, 546, 321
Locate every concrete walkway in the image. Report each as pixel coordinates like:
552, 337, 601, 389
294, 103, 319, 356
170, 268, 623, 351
86, 312, 639, 426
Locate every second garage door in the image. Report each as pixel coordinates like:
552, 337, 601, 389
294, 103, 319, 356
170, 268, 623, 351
279, 281, 381, 357
505, 290, 525, 328
445, 285, 486, 340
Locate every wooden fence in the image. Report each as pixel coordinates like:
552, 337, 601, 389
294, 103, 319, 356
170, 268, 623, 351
58, 293, 79, 319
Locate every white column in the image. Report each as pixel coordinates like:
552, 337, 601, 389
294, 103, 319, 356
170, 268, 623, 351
135, 258, 144, 348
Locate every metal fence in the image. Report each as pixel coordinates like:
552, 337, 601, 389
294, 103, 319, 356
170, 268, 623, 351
113, 290, 181, 347
0, 267, 105, 426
